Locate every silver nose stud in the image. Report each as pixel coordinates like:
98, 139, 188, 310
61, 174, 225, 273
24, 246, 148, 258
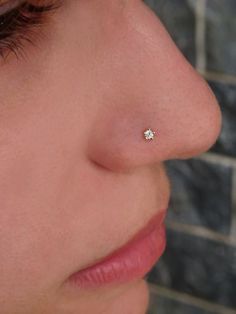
143, 128, 156, 141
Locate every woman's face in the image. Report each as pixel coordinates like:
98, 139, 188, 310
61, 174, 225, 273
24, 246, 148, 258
0, 0, 222, 313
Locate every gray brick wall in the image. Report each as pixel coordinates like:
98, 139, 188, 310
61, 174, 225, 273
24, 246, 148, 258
143, 1, 236, 313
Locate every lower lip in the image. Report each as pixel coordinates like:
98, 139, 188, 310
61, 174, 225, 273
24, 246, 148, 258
67, 211, 166, 289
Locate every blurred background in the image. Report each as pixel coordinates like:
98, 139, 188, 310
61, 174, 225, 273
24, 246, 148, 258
142, 1, 236, 313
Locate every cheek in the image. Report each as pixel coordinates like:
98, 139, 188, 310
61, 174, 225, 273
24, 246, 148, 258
0, 80, 81, 308
0, 33, 106, 292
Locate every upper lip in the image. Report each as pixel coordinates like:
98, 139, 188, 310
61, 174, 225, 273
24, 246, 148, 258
71, 208, 167, 273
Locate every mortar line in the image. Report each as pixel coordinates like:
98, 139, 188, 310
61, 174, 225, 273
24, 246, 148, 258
195, 0, 207, 71
166, 220, 236, 247
148, 284, 236, 314
197, 152, 236, 168
199, 70, 236, 85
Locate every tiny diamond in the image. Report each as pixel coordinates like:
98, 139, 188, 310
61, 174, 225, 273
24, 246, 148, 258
144, 128, 155, 140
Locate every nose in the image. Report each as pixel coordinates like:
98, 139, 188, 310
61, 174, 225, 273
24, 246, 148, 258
87, 0, 222, 172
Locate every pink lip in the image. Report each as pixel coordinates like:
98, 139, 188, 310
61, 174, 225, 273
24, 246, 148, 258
67, 210, 167, 289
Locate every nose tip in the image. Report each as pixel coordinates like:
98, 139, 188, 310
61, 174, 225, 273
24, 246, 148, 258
174, 78, 222, 160
167, 71, 222, 161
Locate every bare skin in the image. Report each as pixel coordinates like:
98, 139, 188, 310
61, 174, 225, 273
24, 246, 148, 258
0, 1, 222, 313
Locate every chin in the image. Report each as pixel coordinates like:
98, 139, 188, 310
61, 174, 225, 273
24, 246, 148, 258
105, 279, 150, 314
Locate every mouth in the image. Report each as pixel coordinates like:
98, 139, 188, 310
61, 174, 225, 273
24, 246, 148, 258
66, 209, 167, 290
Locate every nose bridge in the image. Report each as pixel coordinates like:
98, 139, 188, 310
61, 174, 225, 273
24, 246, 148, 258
86, 1, 222, 172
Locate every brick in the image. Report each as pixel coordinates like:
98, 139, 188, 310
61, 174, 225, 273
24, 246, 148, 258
165, 158, 232, 235
147, 229, 236, 308
205, 0, 236, 75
